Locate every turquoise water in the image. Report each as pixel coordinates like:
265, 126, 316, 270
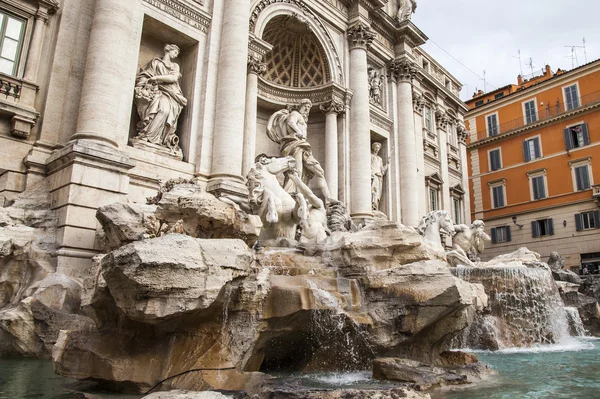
0, 358, 140, 399
1, 339, 599, 398
437, 338, 600, 399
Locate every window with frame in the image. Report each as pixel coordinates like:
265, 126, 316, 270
489, 149, 502, 171
575, 211, 600, 231
532, 218, 554, 237
487, 114, 499, 136
424, 106, 433, 131
531, 174, 546, 200
564, 123, 590, 150
475, 100, 484, 107
491, 184, 505, 208
573, 164, 591, 191
0, 11, 26, 77
429, 188, 438, 211
564, 84, 580, 111
495, 92, 505, 100
523, 137, 542, 162
453, 197, 461, 224
491, 226, 511, 243
524, 100, 538, 124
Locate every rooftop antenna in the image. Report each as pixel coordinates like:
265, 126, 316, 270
528, 58, 535, 77
565, 42, 585, 68
482, 70, 487, 93
513, 50, 524, 76
583, 38, 588, 64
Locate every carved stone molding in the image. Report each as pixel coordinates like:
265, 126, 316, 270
347, 23, 375, 50
320, 99, 346, 115
142, 0, 211, 33
389, 59, 417, 83
247, 53, 267, 75
412, 92, 427, 114
250, 0, 344, 82
435, 109, 450, 131
457, 125, 469, 145
258, 78, 351, 109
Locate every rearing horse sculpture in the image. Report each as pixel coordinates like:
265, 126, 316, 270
417, 210, 455, 252
246, 155, 307, 245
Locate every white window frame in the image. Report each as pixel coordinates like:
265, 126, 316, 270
489, 180, 506, 209
524, 135, 543, 161
429, 187, 439, 212
487, 147, 502, 172
0, 6, 32, 79
580, 211, 597, 230
423, 106, 433, 132
522, 98, 538, 124
452, 196, 462, 224
491, 225, 511, 243
569, 157, 593, 192
562, 82, 581, 111
527, 169, 548, 201
565, 120, 589, 149
486, 112, 500, 137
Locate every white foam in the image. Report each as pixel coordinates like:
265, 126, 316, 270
308, 371, 371, 386
465, 337, 596, 354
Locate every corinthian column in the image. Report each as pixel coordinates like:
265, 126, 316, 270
390, 60, 419, 226
71, 0, 138, 147
208, 0, 250, 199
457, 126, 471, 225
347, 23, 375, 221
319, 100, 345, 200
242, 53, 266, 176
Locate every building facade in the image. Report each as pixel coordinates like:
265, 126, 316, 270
466, 60, 600, 272
0, 0, 468, 277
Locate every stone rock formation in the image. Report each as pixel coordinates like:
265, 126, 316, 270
142, 391, 229, 399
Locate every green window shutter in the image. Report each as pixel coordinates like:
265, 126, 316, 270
548, 218, 554, 236
564, 128, 573, 150
532, 221, 539, 238
506, 226, 512, 242
491, 228, 498, 244
594, 211, 600, 228
534, 138, 541, 158
582, 123, 590, 145
575, 213, 584, 231
523, 141, 531, 162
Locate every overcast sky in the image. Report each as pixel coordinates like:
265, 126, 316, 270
411, 0, 600, 101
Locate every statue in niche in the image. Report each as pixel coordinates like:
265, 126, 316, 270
368, 67, 384, 105
267, 99, 336, 204
133, 44, 187, 157
397, 0, 417, 21
371, 142, 390, 211
446, 220, 492, 267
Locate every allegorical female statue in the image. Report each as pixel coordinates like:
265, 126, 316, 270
133, 44, 187, 157
397, 0, 417, 21
371, 142, 390, 211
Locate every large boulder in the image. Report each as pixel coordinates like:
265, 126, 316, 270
142, 391, 229, 399
96, 203, 157, 250
102, 234, 254, 323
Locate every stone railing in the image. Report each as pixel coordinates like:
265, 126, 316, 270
0, 75, 22, 99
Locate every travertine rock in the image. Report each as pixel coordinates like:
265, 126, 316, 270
102, 234, 254, 323
478, 247, 544, 268
96, 203, 158, 250
142, 391, 229, 399
373, 358, 469, 390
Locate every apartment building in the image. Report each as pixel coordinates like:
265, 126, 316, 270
466, 60, 600, 272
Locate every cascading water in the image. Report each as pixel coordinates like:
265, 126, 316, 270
564, 307, 587, 337
451, 266, 578, 350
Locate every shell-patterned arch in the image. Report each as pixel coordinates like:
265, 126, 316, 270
249, 0, 344, 84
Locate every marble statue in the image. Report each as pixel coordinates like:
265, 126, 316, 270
417, 210, 455, 252
371, 142, 390, 211
397, 0, 417, 21
368, 67, 384, 105
246, 155, 307, 246
547, 251, 566, 271
287, 169, 330, 244
449, 220, 491, 264
267, 99, 335, 203
133, 44, 187, 157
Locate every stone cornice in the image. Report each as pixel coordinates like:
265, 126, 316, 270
258, 78, 351, 109
467, 101, 600, 150
142, 0, 211, 33
347, 23, 375, 50
248, 34, 273, 58
340, 0, 388, 11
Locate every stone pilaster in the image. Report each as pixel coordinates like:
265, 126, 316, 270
320, 99, 345, 200
457, 125, 471, 224
347, 23, 375, 221
70, 0, 138, 147
242, 36, 271, 176
390, 59, 419, 226
207, 0, 250, 200
412, 91, 426, 219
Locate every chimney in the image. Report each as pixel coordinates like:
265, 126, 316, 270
517, 75, 523, 85
544, 65, 552, 77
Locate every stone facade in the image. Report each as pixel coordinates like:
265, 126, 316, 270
0, 0, 468, 277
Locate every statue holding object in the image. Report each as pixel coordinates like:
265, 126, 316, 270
133, 44, 187, 158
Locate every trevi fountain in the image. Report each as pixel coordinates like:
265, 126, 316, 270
0, 0, 600, 398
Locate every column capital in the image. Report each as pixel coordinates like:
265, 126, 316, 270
412, 92, 427, 114
435, 108, 450, 131
457, 125, 469, 145
347, 23, 375, 50
320, 99, 345, 115
247, 53, 267, 75
389, 59, 417, 83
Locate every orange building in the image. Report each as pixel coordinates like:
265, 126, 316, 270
466, 60, 600, 272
